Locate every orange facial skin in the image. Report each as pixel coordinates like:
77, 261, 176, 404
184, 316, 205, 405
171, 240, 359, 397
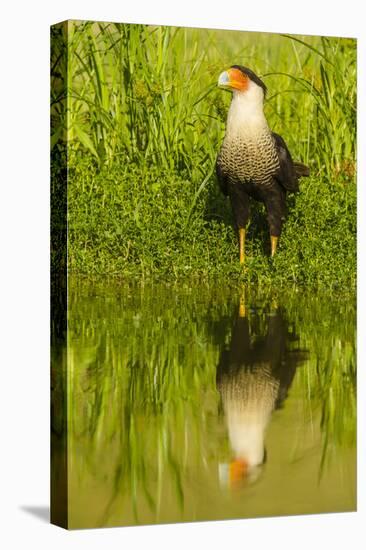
229, 458, 249, 485
227, 68, 249, 91
218, 68, 249, 92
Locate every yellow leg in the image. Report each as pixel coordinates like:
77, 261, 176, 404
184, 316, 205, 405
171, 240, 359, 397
239, 228, 246, 264
239, 287, 246, 318
270, 235, 279, 257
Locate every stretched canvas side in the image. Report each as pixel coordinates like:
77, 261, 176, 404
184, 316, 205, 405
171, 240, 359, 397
50, 20, 69, 530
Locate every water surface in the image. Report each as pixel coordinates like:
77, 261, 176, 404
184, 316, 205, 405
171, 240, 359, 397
52, 281, 356, 528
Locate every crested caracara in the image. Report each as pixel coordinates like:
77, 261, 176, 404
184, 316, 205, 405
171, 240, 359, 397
216, 66, 309, 262
217, 299, 308, 486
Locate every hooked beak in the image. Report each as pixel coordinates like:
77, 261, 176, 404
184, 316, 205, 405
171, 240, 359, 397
218, 70, 231, 89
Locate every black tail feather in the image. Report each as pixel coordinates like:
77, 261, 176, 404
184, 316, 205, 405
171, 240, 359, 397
294, 162, 310, 178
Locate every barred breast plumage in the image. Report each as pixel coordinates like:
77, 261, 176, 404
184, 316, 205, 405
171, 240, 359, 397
218, 130, 280, 188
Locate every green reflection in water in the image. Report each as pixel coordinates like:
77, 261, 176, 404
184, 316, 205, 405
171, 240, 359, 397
64, 281, 356, 528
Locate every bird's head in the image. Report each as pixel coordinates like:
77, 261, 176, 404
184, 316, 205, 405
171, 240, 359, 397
219, 450, 267, 489
218, 65, 267, 104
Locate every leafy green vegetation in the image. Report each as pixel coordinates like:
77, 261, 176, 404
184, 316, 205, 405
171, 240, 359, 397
68, 159, 356, 286
51, 21, 356, 287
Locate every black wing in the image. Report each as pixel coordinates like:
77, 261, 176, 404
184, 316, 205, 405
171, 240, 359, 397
216, 156, 229, 196
272, 132, 299, 193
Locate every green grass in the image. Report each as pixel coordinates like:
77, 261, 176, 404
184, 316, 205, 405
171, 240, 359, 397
51, 21, 357, 287
68, 157, 356, 287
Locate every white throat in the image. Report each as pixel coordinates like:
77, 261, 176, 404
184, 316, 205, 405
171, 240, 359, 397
226, 82, 268, 139
227, 401, 271, 467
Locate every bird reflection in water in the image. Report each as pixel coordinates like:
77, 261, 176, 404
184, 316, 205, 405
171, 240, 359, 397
217, 294, 308, 488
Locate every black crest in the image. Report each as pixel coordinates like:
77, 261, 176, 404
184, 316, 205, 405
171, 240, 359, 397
230, 65, 267, 97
